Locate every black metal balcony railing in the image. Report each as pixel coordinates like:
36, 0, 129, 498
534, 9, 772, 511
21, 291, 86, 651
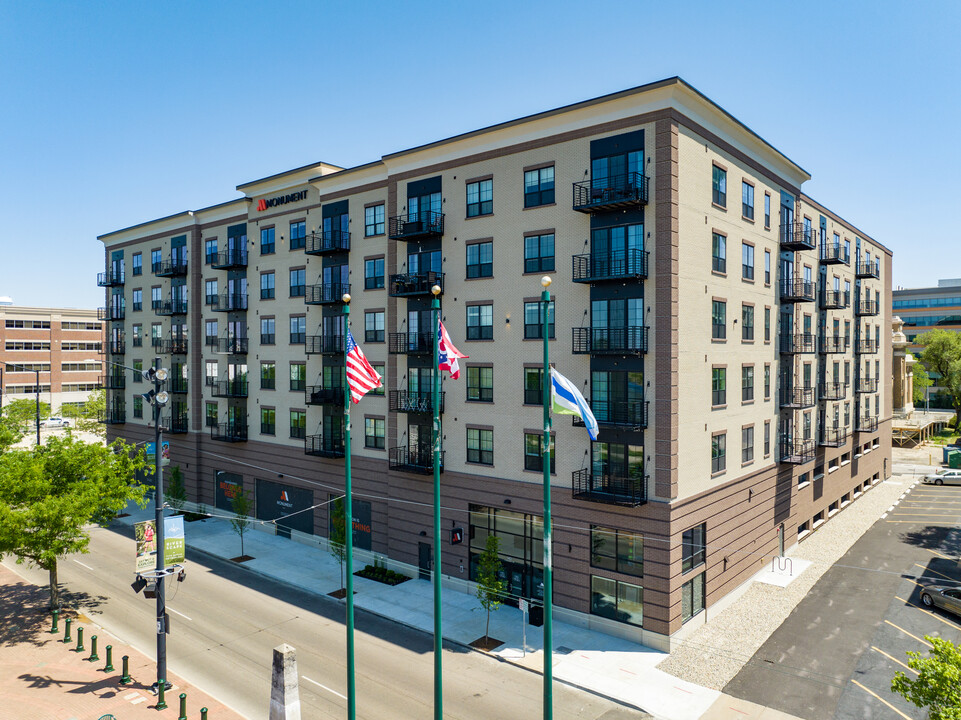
210, 251, 248, 270
305, 230, 350, 255
857, 339, 879, 354
856, 261, 880, 279
388, 211, 445, 241
820, 243, 850, 265
212, 337, 248, 355
211, 422, 247, 442
389, 444, 444, 474
169, 377, 188, 394
103, 407, 126, 424
820, 426, 848, 447
103, 374, 126, 390
163, 415, 189, 434
109, 341, 125, 355
156, 299, 188, 316
856, 300, 879, 316
572, 172, 649, 213
571, 249, 649, 283
210, 380, 249, 398
388, 332, 433, 355
571, 469, 646, 507
97, 269, 125, 287
160, 339, 189, 355
389, 390, 445, 414
780, 278, 816, 302
211, 293, 248, 312
155, 259, 188, 277
821, 290, 850, 309
388, 272, 444, 297
305, 283, 350, 305
779, 437, 816, 464
857, 377, 879, 393
857, 416, 879, 433
305, 433, 345, 458
819, 335, 848, 354
99, 306, 125, 321
572, 326, 649, 356
306, 386, 345, 406
306, 335, 344, 355
819, 381, 847, 400
780, 222, 817, 251
578, 399, 648, 430
779, 333, 816, 354
780, 386, 815, 408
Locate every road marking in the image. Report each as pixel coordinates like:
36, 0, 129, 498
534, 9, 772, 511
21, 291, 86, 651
912, 564, 958, 582
850, 679, 913, 720
885, 620, 932, 647
896, 595, 961, 630
870, 646, 917, 675
131, 696, 147, 705
167, 607, 192, 621
72, 559, 95, 571
922, 547, 952, 560
123, 692, 140, 700
302, 676, 347, 700
881, 513, 888, 519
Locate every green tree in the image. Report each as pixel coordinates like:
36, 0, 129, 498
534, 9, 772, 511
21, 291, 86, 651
916, 330, 961, 428
0, 415, 25, 455
2, 398, 51, 433
0, 435, 147, 608
166, 465, 187, 512
476, 534, 505, 643
328, 495, 348, 592
892, 635, 961, 720
72, 388, 106, 439
913, 359, 933, 407
229, 486, 254, 558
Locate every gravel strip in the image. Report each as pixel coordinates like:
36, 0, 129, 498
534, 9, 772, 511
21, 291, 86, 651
657, 472, 913, 690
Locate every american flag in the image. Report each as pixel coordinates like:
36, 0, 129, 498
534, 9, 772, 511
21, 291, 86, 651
438, 321, 468, 380
346, 330, 382, 403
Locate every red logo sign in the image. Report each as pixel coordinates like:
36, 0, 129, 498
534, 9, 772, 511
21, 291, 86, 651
280, 491, 289, 502
257, 199, 267, 212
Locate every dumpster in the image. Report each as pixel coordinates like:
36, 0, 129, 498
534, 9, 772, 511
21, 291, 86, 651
949, 449, 961, 469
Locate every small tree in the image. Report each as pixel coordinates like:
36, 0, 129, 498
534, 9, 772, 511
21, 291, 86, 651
229, 486, 253, 558
0, 415, 24, 455
2, 398, 51, 433
328, 495, 348, 591
913, 360, 933, 407
892, 635, 961, 720
166, 465, 187, 512
476, 534, 505, 643
74, 389, 106, 439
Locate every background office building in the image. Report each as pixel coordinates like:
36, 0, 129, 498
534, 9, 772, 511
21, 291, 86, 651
98, 77, 892, 650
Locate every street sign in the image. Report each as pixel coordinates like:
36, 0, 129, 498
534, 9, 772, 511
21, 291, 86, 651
519, 598, 528, 614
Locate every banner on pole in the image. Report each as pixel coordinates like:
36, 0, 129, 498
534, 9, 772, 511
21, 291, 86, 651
134, 520, 158, 572
134, 516, 186, 572
146, 441, 170, 467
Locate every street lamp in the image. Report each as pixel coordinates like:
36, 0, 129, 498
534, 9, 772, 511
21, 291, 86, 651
2, 362, 42, 445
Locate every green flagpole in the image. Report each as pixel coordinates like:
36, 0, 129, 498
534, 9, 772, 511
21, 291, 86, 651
540, 275, 553, 720
342, 293, 356, 720
430, 284, 444, 720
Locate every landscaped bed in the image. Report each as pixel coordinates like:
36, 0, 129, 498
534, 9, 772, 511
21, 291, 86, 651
354, 564, 409, 586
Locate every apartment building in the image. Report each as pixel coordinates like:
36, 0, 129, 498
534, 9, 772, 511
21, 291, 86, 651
97, 77, 892, 650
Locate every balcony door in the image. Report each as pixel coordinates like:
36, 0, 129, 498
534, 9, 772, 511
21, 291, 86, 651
408, 250, 441, 275
323, 413, 344, 450
323, 364, 344, 390
323, 264, 348, 287
227, 277, 247, 298
323, 211, 349, 241
591, 370, 643, 424
591, 442, 644, 481
322, 314, 344, 341
591, 297, 642, 351
591, 150, 642, 189
171, 243, 187, 267
408, 192, 441, 223
590, 224, 643, 276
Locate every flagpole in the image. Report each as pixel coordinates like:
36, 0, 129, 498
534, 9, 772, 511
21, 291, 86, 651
342, 293, 356, 720
540, 275, 553, 720
430, 283, 444, 720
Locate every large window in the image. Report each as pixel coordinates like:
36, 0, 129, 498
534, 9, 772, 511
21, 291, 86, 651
289, 268, 305, 297
261, 272, 275, 300
365, 417, 385, 449
742, 426, 754, 463
590, 526, 643, 577
205, 238, 217, 264
132, 252, 142, 276
711, 433, 726, 473
712, 165, 727, 207
712, 367, 726, 406
205, 320, 218, 346
205, 402, 218, 427
289, 220, 306, 250
712, 300, 726, 340
261, 362, 275, 390
524, 367, 543, 405
365, 257, 384, 289
466, 241, 493, 278
466, 304, 493, 340
764, 193, 771, 228
289, 363, 306, 392
261, 317, 275, 345
742, 304, 754, 341
469, 505, 544, 603
524, 233, 555, 273
741, 365, 754, 402
289, 316, 305, 344
524, 300, 554, 339
712, 233, 726, 274
261, 227, 275, 255
205, 279, 217, 305
524, 166, 554, 207
742, 181, 754, 220
132, 289, 142, 312
742, 242, 754, 280
289, 410, 306, 439
681, 573, 705, 623
365, 204, 385, 236
151, 249, 162, 273
261, 407, 275, 435
524, 432, 555, 473
365, 311, 385, 343
590, 576, 643, 628
467, 427, 493, 465
467, 366, 493, 402
466, 179, 493, 217
151, 286, 162, 309
682, 523, 706, 572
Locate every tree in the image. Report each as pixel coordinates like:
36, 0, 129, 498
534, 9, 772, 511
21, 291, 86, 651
328, 495, 348, 592
229, 486, 253, 558
0, 435, 147, 608
70, 389, 106, 439
892, 635, 961, 720
2, 398, 51, 433
916, 330, 961, 428
476, 534, 505, 643
913, 359, 933, 407
166, 465, 187, 512
0, 415, 24, 455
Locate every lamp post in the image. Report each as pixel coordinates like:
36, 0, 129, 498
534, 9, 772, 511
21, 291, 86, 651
430, 283, 443, 720
342, 293, 356, 720
540, 275, 553, 720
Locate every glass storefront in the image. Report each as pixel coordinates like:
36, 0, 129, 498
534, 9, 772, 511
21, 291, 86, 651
469, 504, 544, 605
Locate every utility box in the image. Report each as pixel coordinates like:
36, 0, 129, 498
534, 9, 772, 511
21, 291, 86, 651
528, 603, 544, 627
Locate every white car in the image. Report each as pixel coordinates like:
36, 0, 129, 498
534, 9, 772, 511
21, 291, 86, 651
40, 417, 71, 428
922, 468, 961, 486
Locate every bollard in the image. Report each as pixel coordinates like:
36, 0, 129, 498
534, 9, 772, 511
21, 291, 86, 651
157, 679, 168, 710
63, 617, 72, 643
88, 634, 99, 662
200, 708, 208, 720
75, 627, 84, 653
178, 692, 187, 720
120, 655, 132, 685
50, 608, 59, 634
104, 645, 115, 672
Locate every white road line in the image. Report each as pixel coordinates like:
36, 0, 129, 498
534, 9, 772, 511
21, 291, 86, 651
72, 559, 95, 571
167, 607, 192, 621
881, 513, 888, 519
302, 675, 347, 700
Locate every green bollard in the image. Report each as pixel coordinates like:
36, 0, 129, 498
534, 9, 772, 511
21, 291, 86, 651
104, 645, 115, 672
75, 627, 84, 652
50, 608, 59, 634
156, 679, 168, 710
88, 634, 99, 662
63, 617, 72, 643
200, 708, 208, 720
178, 692, 187, 720
120, 655, 131, 685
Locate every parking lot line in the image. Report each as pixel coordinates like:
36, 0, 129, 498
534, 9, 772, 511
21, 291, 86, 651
912, 563, 958, 583
896, 595, 961, 630
885, 619, 932, 647
870, 645, 917, 675
921, 547, 953, 560
850, 679, 913, 720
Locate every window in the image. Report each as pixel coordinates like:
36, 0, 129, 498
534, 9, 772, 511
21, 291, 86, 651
261, 227, 275, 254
467, 427, 493, 465
742, 182, 754, 220
711, 434, 726, 474
682, 524, 706, 572
205, 402, 218, 427
466, 241, 493, 278
524, 432, 555, 473
764, 250, 771, 284
365, 417, 385, 448
764, 307, 771, 342
365, 311, 385, 343
289, 268, 305, 297
205, 239, 217, 264
151, 249, 162, 273
712, 233, 726, 273
524, 233, 555, 273
205, 279, 217, 305
205, 320, 218, 346
261, 317, 275, 345
764, 193, 771, 228
290, 410, 306, 439
742, 366, 754, 402
524, 367, 543, 405
261, 362, 275, 390
712, 367, 726, 406
370, 364, 385, 395
764, 421, 771, 456
712, 300, 726, 339
590, 526, 643, 577
289, 316, 305, 344
524, 300, 554, 339
365, 204, 385, 236
289, 220, 306, 250
205, 361, 218, 386
261, 272, 275, 300
151, 287, 162, 309
466, 179, 493, 217
151, 323, 162, 346
261, 407, 276, 435
132, 360, 143, 383
742, 426, 754, 463
712, 165, 727, 206
681, 573, 705, 623
742, 304, 754, 341
132, 289, 142, 312
524, 166, 555, 207
132, 252, 142, 276
466, 304, 493, 340
467, 366, 493, 402
742, 243, 754, 280
764, 364, 771, 400
590, 576, 644, 627
290, 363, 306, 392
365, 257, 385, 289
133, 396, 143, 419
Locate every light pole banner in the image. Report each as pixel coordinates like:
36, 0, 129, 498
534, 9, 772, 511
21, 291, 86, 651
135, 520, 158, 572
134, 517, 186, 572
163, 515, 186, 566
146, 441, 170, 467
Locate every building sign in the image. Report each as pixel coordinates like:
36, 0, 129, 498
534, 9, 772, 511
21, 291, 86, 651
450, 527, 463, 545
255, 479, 313, 535
215, 471, 244, 511
134, 516, 185, 572
327, 495, 372, 551
256, 190, 308, 212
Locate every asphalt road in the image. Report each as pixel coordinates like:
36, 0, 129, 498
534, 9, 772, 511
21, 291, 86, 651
3, 522, 642, 720
724, 478, 961, 720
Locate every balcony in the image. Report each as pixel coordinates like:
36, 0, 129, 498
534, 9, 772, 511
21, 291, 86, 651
305, 283, 350, 305
583, 399, 648, 430
779, 437, 816, 464
780, 222, 817, 251
103, 407, 126, 424
819, 381, 847, 400
389, 332, 433, 355
160, 339, 188, 355
819, 335, 848, 354
779, 333, 816, 354
572, 172, 649, 213
821, 290, 850, 310
780, 278, 816, 303
97, 269, 125, 287
389, 444, 443, 474
856, 262, 880, 279
109, 341, 125, 355
155, 259, 188, 277
571, 469, 646, 507
857, 416, 879, 433
305, 433, 345, 458
211, 293, 248, 312
780, 386, 815, 409
305, 230, 350, 255
211, 422, 247, 442
169, 377, 188, 394
820, 426, 848, 447
306, 335, 344, 355
210, 380, 249, 398
857, 377, 879, 393
571, 249, 649, 284
211, 337, 248, 355
99, 306, 125, 321
156, 299, 188, 316
162, 415, 189, 434
572, 326, 648, 356
210, 251, 247, 270
856, 300, 879, 316
856, 339, 879, 354
388, 211, 445, 241
103, 374, 126, 390
820, 243, 850, 265
306, 386, 345, 406
389, 390, 444, 414
388, 272, 444, 297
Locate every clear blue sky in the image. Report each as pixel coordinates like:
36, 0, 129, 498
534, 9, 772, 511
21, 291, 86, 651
1, 0, 958, 308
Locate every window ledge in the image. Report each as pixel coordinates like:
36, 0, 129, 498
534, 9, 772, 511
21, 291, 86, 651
712, 202, 727, 212
812, 518, 826, 529
742, 216, 755, 224
798, 529, 811, 541
841, 460, 851, 467
711, 469, 727, 478
523, 203, 556, 211
465, 213, 494, 221
828, 466, 839, 474
797, 481, 811, 490
828, 509, 839, 517
712, 404, 727, 410
711, 270, 727, 278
